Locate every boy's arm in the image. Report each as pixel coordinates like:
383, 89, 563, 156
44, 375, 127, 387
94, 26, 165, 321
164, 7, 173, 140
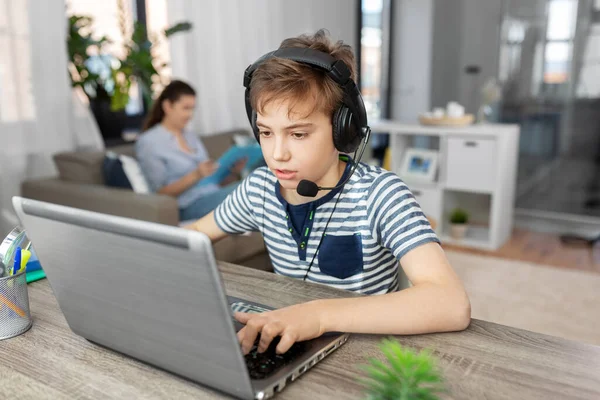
185, 170, 261, 242
183, 211, 229, 243
235, 242, 470, 354
318, 242, 470, 333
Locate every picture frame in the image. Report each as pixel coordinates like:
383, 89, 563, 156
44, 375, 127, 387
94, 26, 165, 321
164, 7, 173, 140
398, 148, 439, 183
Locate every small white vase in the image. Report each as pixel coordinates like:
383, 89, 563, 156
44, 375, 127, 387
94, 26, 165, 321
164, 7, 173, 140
450, 224, 468, 240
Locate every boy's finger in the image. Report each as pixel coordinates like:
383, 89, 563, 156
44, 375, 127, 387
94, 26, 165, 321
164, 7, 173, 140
236, 326, 246, 343
238, 329, 257, 355
275, 333, 296, 354
257, 323, 282, 353
234, 312, 252, 323
241, 318, 265, 354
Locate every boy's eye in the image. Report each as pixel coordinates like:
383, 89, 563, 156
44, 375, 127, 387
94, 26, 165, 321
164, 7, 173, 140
291, 132, 306, 139
259, 131, 271, 137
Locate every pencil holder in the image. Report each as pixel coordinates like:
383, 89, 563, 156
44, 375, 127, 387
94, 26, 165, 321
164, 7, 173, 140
0, 270, 32, 340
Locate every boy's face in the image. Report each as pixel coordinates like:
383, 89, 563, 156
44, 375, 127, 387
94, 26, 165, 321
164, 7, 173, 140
256, 98, 340, 194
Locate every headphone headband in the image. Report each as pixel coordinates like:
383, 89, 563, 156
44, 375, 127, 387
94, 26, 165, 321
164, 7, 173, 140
243, 47, 368, 133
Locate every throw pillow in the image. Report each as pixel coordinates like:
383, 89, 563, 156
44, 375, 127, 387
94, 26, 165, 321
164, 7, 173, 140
102, 152, 132, 189
119, 154, 150, 194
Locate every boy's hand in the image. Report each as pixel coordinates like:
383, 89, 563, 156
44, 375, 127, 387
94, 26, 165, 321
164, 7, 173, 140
234, 300, 326, 355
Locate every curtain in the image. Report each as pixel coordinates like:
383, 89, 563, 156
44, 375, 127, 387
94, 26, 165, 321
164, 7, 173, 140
0, 0, 104, 236
166, 0, 358, 134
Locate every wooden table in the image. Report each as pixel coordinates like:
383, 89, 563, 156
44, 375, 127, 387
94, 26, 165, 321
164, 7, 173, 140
2, 262, 600, 399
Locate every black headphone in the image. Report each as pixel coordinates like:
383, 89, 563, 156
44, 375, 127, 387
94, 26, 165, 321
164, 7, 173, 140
243, 47, 370, 154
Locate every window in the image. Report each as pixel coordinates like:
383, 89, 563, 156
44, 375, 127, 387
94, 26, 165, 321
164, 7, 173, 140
543, 0, 577, 84
359, 0, 392, 165
66, 0, 144, 116
145, 0, 171, 93
498, 19, 526, 83
0, 0, 36, 122
360, 0, 393, 121
576, 0, 600, 97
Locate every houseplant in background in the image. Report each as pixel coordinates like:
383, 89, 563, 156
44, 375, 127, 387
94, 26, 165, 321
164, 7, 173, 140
449, 208, 469, 240
67, 14, 123, 140
66, 1, 192, 141
360, 338, 445, 400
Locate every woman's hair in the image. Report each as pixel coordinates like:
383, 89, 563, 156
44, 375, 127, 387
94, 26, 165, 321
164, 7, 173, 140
142, 80, 196, 131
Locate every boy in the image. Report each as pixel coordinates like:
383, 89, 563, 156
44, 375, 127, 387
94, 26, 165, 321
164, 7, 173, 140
186, 30, 471, 355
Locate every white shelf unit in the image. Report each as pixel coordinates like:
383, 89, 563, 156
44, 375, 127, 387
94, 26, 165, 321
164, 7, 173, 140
371, 120, 520, 250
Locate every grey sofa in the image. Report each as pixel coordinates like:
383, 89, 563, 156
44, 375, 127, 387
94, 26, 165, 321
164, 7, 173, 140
21, 129, 272, 272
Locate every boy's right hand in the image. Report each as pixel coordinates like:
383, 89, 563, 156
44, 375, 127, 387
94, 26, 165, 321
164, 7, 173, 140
196, 160, 218, 178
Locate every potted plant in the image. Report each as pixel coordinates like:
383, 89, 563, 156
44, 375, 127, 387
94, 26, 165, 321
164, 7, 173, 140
66, 3, 192, 140
361, 338, 445, 400
449, 208, 469, 240
67, 15, 123, 139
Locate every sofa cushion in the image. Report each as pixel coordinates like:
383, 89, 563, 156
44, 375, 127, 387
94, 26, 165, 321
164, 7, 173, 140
53, 151, 106, 184
52, 131, 252, 185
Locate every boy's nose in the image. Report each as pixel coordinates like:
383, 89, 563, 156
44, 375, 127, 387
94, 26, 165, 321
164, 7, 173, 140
272, 137, 291, 162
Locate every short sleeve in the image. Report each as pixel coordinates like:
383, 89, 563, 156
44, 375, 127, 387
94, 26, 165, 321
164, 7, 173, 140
213, 170, 261, 233
367, 173, 440, 260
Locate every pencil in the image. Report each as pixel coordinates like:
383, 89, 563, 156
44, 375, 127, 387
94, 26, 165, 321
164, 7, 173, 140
0, 292, 26, 317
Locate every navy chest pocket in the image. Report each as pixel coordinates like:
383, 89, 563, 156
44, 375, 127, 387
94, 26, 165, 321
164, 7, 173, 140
317, 234, 364, 279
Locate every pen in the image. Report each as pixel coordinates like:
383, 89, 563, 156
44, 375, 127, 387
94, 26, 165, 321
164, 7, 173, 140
12, 247, 21, 276
18, 248, 31, 274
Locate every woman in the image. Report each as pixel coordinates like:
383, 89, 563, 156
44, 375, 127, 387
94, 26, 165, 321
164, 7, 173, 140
136, 80, 246, 221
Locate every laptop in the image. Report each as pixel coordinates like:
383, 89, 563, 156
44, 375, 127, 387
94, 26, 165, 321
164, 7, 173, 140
12, 197, 349, 400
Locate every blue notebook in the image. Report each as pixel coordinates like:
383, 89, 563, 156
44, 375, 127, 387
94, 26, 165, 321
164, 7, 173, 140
199, 144, 264, 186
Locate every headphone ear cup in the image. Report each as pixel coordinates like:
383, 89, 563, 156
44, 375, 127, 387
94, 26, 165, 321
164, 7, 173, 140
251, 110, 260, 142
332, 107, 343, 151
333, 106, 360, 153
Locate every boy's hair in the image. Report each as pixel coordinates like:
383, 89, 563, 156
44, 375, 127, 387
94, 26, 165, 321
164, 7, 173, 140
249, 29, 356, 120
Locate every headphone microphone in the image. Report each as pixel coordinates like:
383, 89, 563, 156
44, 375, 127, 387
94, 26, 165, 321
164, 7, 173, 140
296, 127, 371, 198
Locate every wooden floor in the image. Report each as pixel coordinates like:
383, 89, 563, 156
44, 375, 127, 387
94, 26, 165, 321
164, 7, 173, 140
443, 228, 600, 274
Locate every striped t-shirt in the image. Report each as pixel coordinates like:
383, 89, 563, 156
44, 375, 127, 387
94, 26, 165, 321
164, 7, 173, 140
214, 160, 440, 295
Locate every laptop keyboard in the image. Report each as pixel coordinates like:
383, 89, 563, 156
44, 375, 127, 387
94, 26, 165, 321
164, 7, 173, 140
245, 336, 308, 380
229, 300, 308, 380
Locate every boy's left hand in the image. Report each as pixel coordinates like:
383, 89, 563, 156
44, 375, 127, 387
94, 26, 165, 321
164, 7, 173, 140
234, 300, 325, 355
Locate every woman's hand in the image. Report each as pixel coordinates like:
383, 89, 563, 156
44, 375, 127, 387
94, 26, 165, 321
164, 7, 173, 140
231, 157, 248, 175
196, 160, 218, 179
234, 300, 326, 355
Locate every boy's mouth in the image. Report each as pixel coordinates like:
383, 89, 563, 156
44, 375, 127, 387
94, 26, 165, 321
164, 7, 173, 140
274, 169, 297, 180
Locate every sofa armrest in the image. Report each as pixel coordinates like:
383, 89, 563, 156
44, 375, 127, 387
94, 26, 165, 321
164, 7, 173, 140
21, 178, 179, 226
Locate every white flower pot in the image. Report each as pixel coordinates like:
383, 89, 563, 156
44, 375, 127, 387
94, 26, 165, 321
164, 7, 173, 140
450, 224, 468, 240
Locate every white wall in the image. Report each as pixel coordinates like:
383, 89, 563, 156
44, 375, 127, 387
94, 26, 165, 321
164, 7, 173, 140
430, 0, 464, 110
389, 0, 434, 121
457, 0, 503, 114
430, 0, 503, 114
166, 0, 357, 134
